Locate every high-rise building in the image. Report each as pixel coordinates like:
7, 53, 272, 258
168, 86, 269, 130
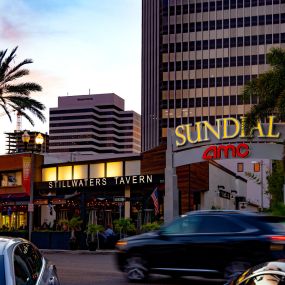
49, 93, 141, 154
142, 0, 285, 152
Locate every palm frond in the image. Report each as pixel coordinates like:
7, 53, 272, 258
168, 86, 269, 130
0, 103, 12, 122
5, 83, 42, 95
0, 49, 8, 66
3, 69, 29, 84
6, 59, 33, 77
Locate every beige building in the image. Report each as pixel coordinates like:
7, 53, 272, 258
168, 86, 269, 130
142, 0, 285, 152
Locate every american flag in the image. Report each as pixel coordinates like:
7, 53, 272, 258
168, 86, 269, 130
151, 187, 159, 216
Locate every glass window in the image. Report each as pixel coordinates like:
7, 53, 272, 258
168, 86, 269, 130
198, 216, 244, 233
254, 162, 261, 172
14, 243, 43, 285
90, 163, 105, 178
58, 166, 72, 181
237, 163, 244, 172
203, 2, 209, 11
0, 172, 22, 187
162, 215, 201, 235
73, 165, 88, 179
106, 161, 123, 177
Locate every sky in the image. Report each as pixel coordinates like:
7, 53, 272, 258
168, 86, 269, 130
0, 0, 141, 154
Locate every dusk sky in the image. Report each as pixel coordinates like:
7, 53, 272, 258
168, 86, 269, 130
0, 0, 141, 153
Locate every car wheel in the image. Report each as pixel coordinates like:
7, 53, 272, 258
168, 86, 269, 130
124, 255, 148, 282
224, 261, 251, 281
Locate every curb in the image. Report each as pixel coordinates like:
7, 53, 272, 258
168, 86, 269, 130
40, 249, 116, 255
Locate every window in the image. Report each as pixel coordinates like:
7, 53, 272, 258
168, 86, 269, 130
162, 215, 201, 235
237, 163, 244, 172
254, 162, 261, 172
14, 243, 43, 285
198, 216, 244, 233
0, 171, 22, 187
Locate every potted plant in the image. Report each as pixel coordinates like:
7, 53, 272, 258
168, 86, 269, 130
113, 218, 136, 238
68, 217, 83, 250
86, 224, 104, 251
141, 222, 161, 233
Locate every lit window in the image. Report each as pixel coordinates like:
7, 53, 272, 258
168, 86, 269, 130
254, 163, 260, 172
237, 163, 244, 172
73, 165, 88, 179
42, 168, 56, 181
90, 163, 105, 178
106, 162, 123, 177
58, 166, 72, 180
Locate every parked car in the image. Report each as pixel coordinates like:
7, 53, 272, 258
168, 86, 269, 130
115, 210, 285, 282
0, 236, 60, 285
228, 260, 285, 285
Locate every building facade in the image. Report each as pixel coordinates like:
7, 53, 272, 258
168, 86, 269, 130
142, 0, 285, 152
49, 93, 141, 154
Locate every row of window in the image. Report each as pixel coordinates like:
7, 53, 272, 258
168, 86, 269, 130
237, 162, 261, 172
162, 75, 255, 90
163, 14, 285, 35
51, 148, 133, 154
162, 33, 285, 53
49, 128, 134, 137
50, 108, 131, 118
50, 135, 135, 143
50, 141, 133, 148
162, 54, 265, 72
161, 115, 241, 128
161, 95, 256, 108
164, 0, 284, 16
49, 114, 133, 124
50, 121, 134, 129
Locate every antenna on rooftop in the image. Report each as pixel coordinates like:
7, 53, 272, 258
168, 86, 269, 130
16, 111, 22, 131
89, 89, 91, 95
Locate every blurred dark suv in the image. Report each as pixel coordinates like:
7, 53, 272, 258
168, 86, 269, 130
115, 210, 285, 282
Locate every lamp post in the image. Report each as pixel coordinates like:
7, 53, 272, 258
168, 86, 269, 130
22, 132, 44, 241
35, 133, 44, 152
22, 130, 30, 151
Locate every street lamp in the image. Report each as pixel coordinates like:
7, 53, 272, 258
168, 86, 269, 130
22, 130, 30, 151
21, 132, 44, 241
35, 133, 44, 152
252, 160, 264, 211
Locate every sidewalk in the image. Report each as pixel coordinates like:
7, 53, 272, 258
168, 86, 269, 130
41, 249, 116, 255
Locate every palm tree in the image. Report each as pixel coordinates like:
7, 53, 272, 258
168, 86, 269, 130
242, 47, 285, 132
0, 46, 45, 125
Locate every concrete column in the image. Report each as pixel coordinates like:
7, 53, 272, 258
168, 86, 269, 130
124, 185, 131, 218
164, 129, 179, 224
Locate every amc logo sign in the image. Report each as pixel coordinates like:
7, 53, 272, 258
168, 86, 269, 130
202, 143, 250, 160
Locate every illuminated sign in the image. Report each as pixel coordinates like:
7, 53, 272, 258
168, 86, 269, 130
175, 116, 280, 147
46, 174, 158, 189
202, 143, 250, 160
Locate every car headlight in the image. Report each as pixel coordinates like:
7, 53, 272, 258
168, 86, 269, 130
116, 240, 128, 250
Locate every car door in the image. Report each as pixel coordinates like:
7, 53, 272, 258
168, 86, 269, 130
13, 243, 43, 285
187, 214, 253, 272
145, 215, 202, 271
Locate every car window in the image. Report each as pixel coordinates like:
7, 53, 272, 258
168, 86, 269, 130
197, 216, 244, 233
258, 216, 285, 233
13, 243, 43, 285
162, 215, 201, 235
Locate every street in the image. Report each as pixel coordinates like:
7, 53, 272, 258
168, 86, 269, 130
44, 251, 225, 285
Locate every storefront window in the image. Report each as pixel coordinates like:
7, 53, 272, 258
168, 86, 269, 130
42, 167, 57, 181
58, 166, 72, 180
106, 162, 123, 177
0, 172, 22, 187
90, 163, 105, 178
73, 165, 88, 179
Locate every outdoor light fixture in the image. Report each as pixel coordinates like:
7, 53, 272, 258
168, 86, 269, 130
21, 130, 30, 151
252, 160, 264, 211
35, 133, 44, 152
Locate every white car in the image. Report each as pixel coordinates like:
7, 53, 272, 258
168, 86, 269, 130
0, 236, 60, 285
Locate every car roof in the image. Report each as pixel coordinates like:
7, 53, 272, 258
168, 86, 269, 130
0, 237, 26, 255
184, 210, 262, 216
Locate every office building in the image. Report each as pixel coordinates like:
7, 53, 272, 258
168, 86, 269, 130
49, 93, 141, 154
142, 0, 285, 151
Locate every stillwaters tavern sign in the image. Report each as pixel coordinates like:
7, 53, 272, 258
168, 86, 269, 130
174, 116, 281, 160
36, 174, 164, 192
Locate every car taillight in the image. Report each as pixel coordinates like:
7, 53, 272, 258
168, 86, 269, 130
269, 236, 285, 242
